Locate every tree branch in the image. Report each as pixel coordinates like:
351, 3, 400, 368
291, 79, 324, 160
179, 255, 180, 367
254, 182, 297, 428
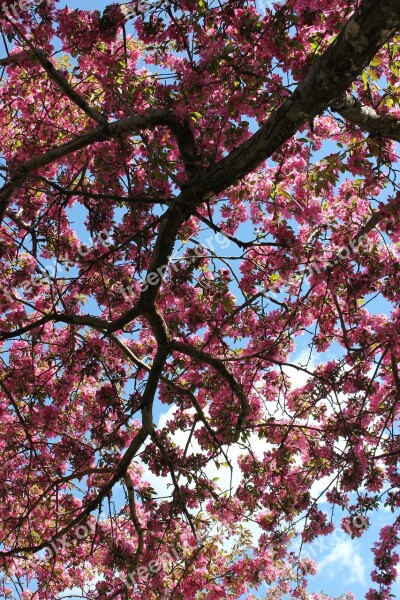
0, 313, 109, 341
115, 0, 400, 313
171, 340, 250, 441
331, 91, 400, 142
0, 51, 36, 66
8, 23, 107, 126
0, 110, 184, 222
176, 0, 400, 205
123, 473, 145, 572
32, 49, 107, 125
107, 331, 228, 457
0, 342, 167, 558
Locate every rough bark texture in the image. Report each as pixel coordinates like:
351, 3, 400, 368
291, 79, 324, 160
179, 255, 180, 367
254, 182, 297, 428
331, 91, 400, 142
177, 0, 400, 202
2, 0, 399, 229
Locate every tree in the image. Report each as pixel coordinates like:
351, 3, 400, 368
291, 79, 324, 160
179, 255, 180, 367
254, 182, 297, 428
0, 0, 400, 598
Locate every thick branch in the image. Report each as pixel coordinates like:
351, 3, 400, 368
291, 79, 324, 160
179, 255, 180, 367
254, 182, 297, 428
0, 345, 167, 558
176, 0, 400, 206
0, 426, 149, 558
163, 115, 201, 179
32, 49, 107, 125
331, 91, 400, 142
0, 110, 181, 222
0, 313, 109, 341
118, 0, 400, 313
0, 51, 36, 66
8, 24, 107, 126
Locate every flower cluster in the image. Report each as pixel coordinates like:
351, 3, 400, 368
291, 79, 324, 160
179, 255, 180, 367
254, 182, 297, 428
45, 520, 97, 558
119, 232, 231, 300
2, 229, 111, 304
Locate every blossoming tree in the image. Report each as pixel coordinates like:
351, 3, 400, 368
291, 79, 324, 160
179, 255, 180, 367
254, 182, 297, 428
1, 0, 400, 598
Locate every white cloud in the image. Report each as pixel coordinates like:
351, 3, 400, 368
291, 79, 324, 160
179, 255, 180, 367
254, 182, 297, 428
282, 348, 317, 391
137, 345, 345, 547
317, 539, 366, 586
137, 404, 263, 547
153, 404, 242, 497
